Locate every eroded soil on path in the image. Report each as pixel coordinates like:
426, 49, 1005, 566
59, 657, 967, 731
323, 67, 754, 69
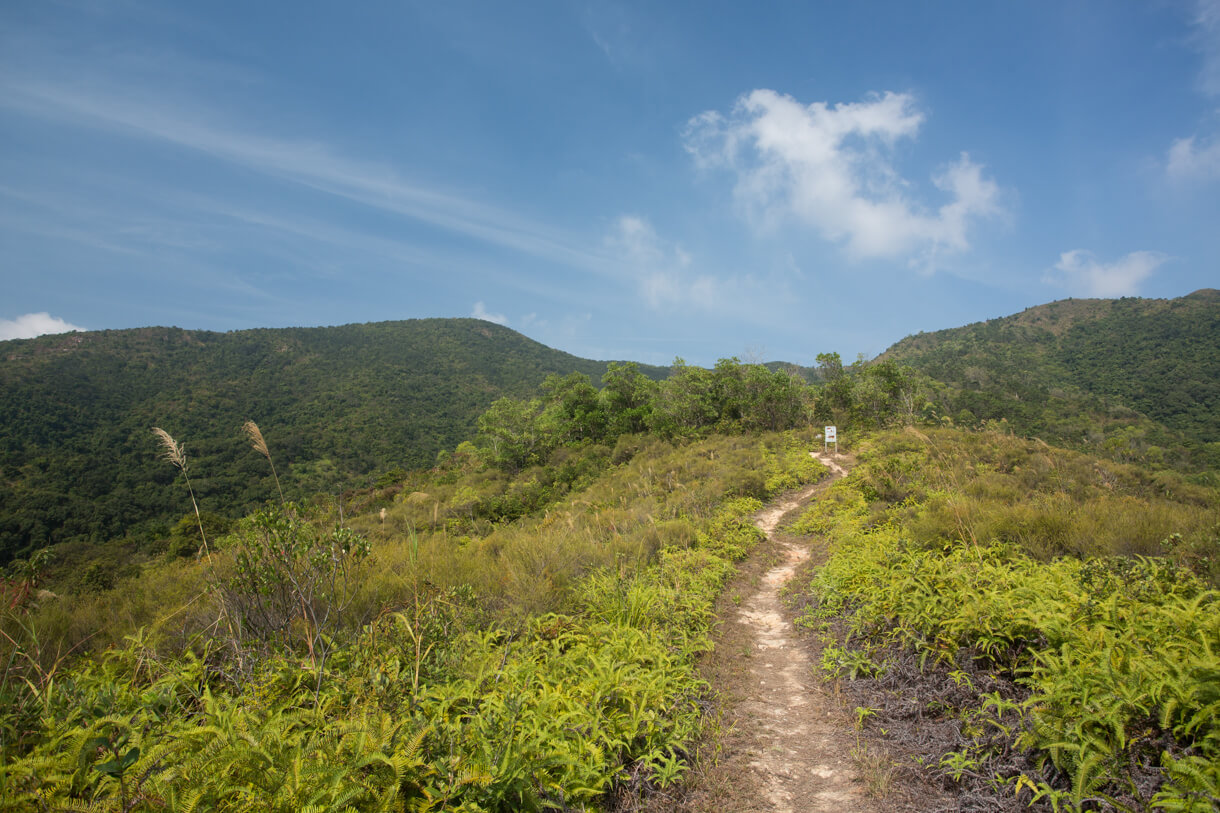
659, 453, 876, 813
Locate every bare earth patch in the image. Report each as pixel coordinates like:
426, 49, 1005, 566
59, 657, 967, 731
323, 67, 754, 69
657, 453, 877, 813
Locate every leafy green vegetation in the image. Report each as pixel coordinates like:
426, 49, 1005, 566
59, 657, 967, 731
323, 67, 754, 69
1, 413, 828, 810
884, 289, 1220, 471
471, 358, 821, 474
3, 293, 1218, 810
792, 428, 1220, 810
0, 319, 668, 567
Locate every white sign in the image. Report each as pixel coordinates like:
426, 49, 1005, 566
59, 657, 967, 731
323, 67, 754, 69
825, 426, 837, 442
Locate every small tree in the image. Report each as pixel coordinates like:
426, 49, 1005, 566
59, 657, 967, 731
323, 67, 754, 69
539, 372, 607, 445
227, 421, 370, 678
741, 364, 810, 431
649, 357, 717, 439
813, 353, 855, 427
477, 397, 545, 471
600, 361, 656, 435
219, 503, 370, 674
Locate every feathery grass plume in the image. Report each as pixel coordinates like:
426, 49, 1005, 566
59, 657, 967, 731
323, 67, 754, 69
243, 420, 284, 505
153, 427, 245, 667
152, 427, 211, 563
153, 427, 186, 472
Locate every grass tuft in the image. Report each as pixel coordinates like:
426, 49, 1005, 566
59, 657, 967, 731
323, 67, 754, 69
152, 427, 186, 472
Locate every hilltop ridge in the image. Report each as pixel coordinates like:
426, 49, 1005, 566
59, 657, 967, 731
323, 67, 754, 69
0, 318, 665, 563
883, 289, 1220, 463
3, 290, 1217, 567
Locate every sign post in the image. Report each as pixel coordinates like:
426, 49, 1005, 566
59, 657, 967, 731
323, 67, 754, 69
824, 425, 837, 454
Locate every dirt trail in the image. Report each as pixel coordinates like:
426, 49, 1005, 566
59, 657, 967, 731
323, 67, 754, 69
727, 451, 873, 813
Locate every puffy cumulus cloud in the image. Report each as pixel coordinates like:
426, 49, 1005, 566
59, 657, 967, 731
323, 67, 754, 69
605, 215, 720, 310
0, 312, 85, 340
1045, 250, 1168, 297
683, 89, 1002, 267
470, 301, 508, 326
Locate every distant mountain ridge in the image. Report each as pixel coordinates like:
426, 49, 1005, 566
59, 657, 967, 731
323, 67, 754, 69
4, 291, 1217, 566
0, 318, 665, 563
883, 289, 1220, 465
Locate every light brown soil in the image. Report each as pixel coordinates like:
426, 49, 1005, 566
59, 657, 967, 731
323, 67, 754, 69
657, 453, 878, 813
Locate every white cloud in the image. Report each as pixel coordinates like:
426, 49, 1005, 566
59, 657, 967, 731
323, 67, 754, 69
1167, 134, 1220, 181
683, 89, 1002, 267
1045, 250, 1167, 297
1167, 1, 1220, 181
607, 215, 668, 266
602, 215, 797, 331
0, 75, 617, 276
1193, 0, 1220, 97
470, 301, 508, 326
606, 215, 723, 310
0, 312, 85, 340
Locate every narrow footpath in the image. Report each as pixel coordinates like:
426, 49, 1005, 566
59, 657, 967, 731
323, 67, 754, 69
669, 452, 874, 813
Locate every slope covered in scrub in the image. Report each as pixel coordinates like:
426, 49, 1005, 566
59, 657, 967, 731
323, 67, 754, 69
789, 428, 1219, 810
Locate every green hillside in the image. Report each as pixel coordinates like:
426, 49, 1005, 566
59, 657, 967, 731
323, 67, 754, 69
883, 289, 1220, 468
2, 299, 1219, 810
790, 428, 1219, 809
5, 290, 1217, 569
0, 319, 665, 564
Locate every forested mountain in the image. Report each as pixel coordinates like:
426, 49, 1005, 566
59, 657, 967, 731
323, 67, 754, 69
5, 290, 1218, 567
0, 319, 665, 564
3, 303, 1219, 810
883, 289, 1220, 468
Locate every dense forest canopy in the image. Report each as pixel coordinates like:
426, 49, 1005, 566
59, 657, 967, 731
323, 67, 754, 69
0, 319, 666, 565
885, 289, 1220, 469
2, 290, 1217, 571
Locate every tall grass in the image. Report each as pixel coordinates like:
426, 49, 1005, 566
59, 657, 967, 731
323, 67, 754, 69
243, 420, 285, 505
152, 428, 213, 564
793, 427, 1219, 581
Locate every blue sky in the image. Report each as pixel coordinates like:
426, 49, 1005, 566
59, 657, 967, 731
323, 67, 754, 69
2, 1, 1218, 366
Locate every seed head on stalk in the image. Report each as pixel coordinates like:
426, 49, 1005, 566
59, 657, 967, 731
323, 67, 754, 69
243, 420, 285, 505
153, 427, 186, 472
152, 427, 211, 562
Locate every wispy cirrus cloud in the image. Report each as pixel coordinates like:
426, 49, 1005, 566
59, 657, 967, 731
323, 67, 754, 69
0, 74, 615, 276
602, 214, 804, 340
683, 89, 1003, 268
1167, 134, 1220, 181
1044, 249, 1168, 297
1166, 0, 1220, 182
1193, 0, 1220, 96
605, 215, 721, 310
0, 312, 85, 340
